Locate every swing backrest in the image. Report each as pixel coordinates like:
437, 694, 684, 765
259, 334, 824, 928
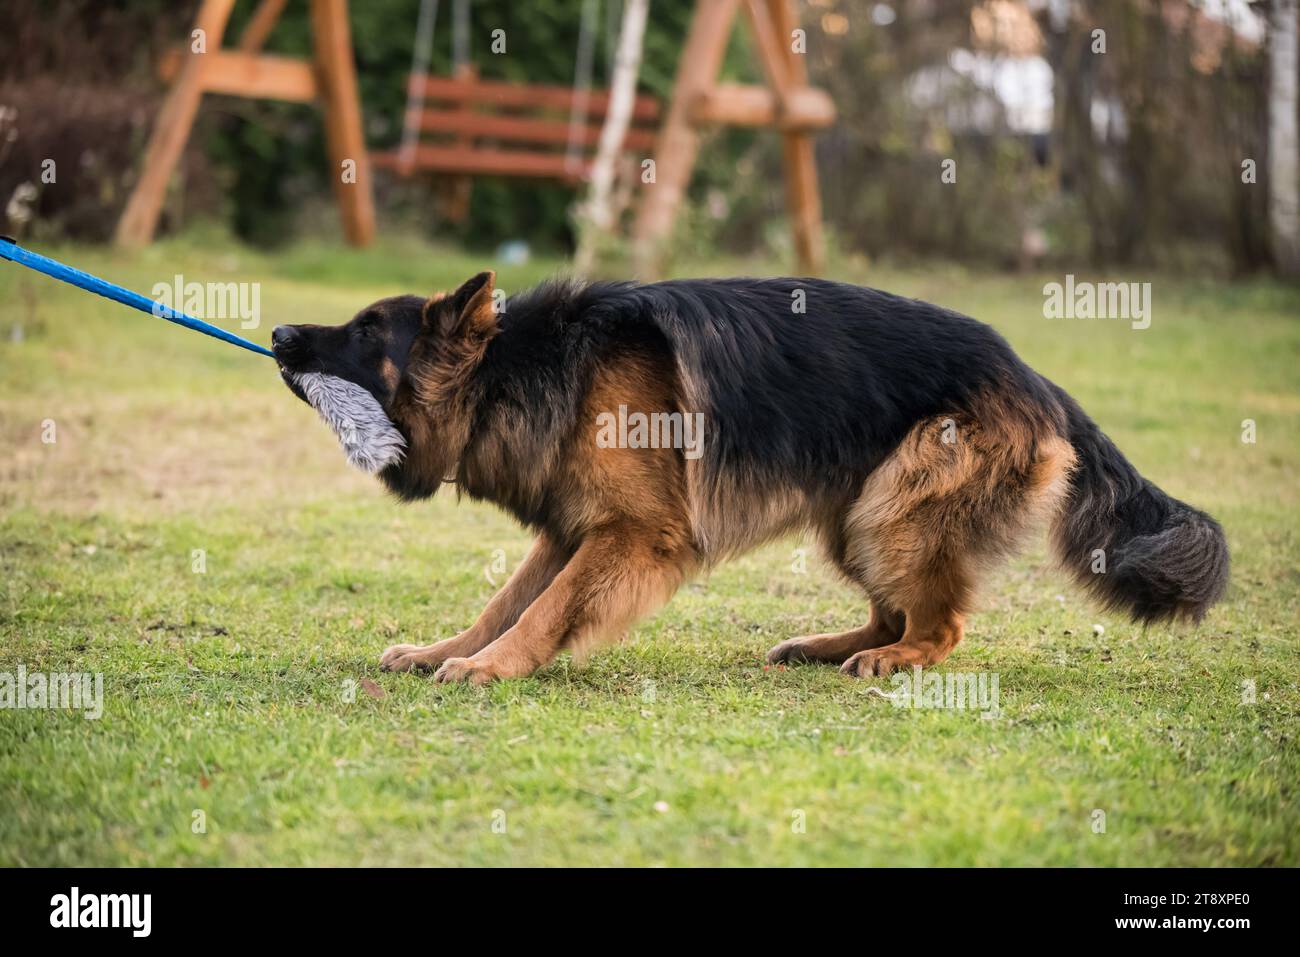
371, 73, 660, 182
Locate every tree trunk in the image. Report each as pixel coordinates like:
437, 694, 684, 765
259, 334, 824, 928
1271, 0, 1300, 278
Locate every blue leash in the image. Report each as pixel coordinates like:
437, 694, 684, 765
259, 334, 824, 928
0, 236, 275, 358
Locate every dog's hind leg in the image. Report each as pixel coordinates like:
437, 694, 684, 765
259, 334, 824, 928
379, 532, 573, 672
835, 394, 1076, 677
766, 601, 905, 665
433, 521, 694, 684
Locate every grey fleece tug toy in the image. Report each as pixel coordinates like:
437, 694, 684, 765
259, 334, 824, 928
289, 371, 406, 474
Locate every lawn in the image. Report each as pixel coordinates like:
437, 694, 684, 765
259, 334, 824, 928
1, 234, 1297, 866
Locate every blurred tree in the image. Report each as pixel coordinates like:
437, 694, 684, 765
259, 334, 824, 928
0, 0, 1283, 275
1037, 0, 1271, 271
1268, 0, 1299, 277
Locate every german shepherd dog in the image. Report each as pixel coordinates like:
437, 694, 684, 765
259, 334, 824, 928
272, 272, 1228, 684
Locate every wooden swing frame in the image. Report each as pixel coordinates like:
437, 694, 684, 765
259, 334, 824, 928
115, 0, 375, 248
634, 0, 835, 275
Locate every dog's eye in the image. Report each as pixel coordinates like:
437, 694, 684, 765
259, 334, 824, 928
354, 314, 380, 338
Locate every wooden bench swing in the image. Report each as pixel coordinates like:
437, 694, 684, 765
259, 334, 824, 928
371, 71, 661, 183
370, 0, 661, 225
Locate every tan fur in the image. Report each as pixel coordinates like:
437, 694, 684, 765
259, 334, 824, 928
833, 390, 1077, 674
689, 475, 828, 563
429, 353, 698, 682
378, 356, 401, 394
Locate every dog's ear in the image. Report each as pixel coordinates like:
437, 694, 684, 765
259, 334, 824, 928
425, 271, 497, 342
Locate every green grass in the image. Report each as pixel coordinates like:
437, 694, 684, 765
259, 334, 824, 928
1, 234, 1297, 866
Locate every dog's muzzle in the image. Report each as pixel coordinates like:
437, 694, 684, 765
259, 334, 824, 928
272, 326, 311, 402
271, 324, 303, 356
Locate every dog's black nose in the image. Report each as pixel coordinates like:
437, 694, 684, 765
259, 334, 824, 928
271, 325, 299, 350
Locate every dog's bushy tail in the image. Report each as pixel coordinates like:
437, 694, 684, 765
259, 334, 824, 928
1048, 386, 1228, 624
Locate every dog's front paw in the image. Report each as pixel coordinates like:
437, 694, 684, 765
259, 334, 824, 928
380, 643, 442, 672
841, 644, 931, 678
433, 656, 502, 685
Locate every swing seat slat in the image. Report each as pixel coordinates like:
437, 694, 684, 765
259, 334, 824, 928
372, 73, 660, 183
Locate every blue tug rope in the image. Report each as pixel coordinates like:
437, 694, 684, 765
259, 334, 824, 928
0, 236, 275, 358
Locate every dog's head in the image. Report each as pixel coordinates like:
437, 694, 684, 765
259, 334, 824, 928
273, 294, 424, 404
272, 271, 498, 493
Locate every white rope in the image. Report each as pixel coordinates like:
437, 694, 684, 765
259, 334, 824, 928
581, 0, 648, 230
399, 0, 440, 170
